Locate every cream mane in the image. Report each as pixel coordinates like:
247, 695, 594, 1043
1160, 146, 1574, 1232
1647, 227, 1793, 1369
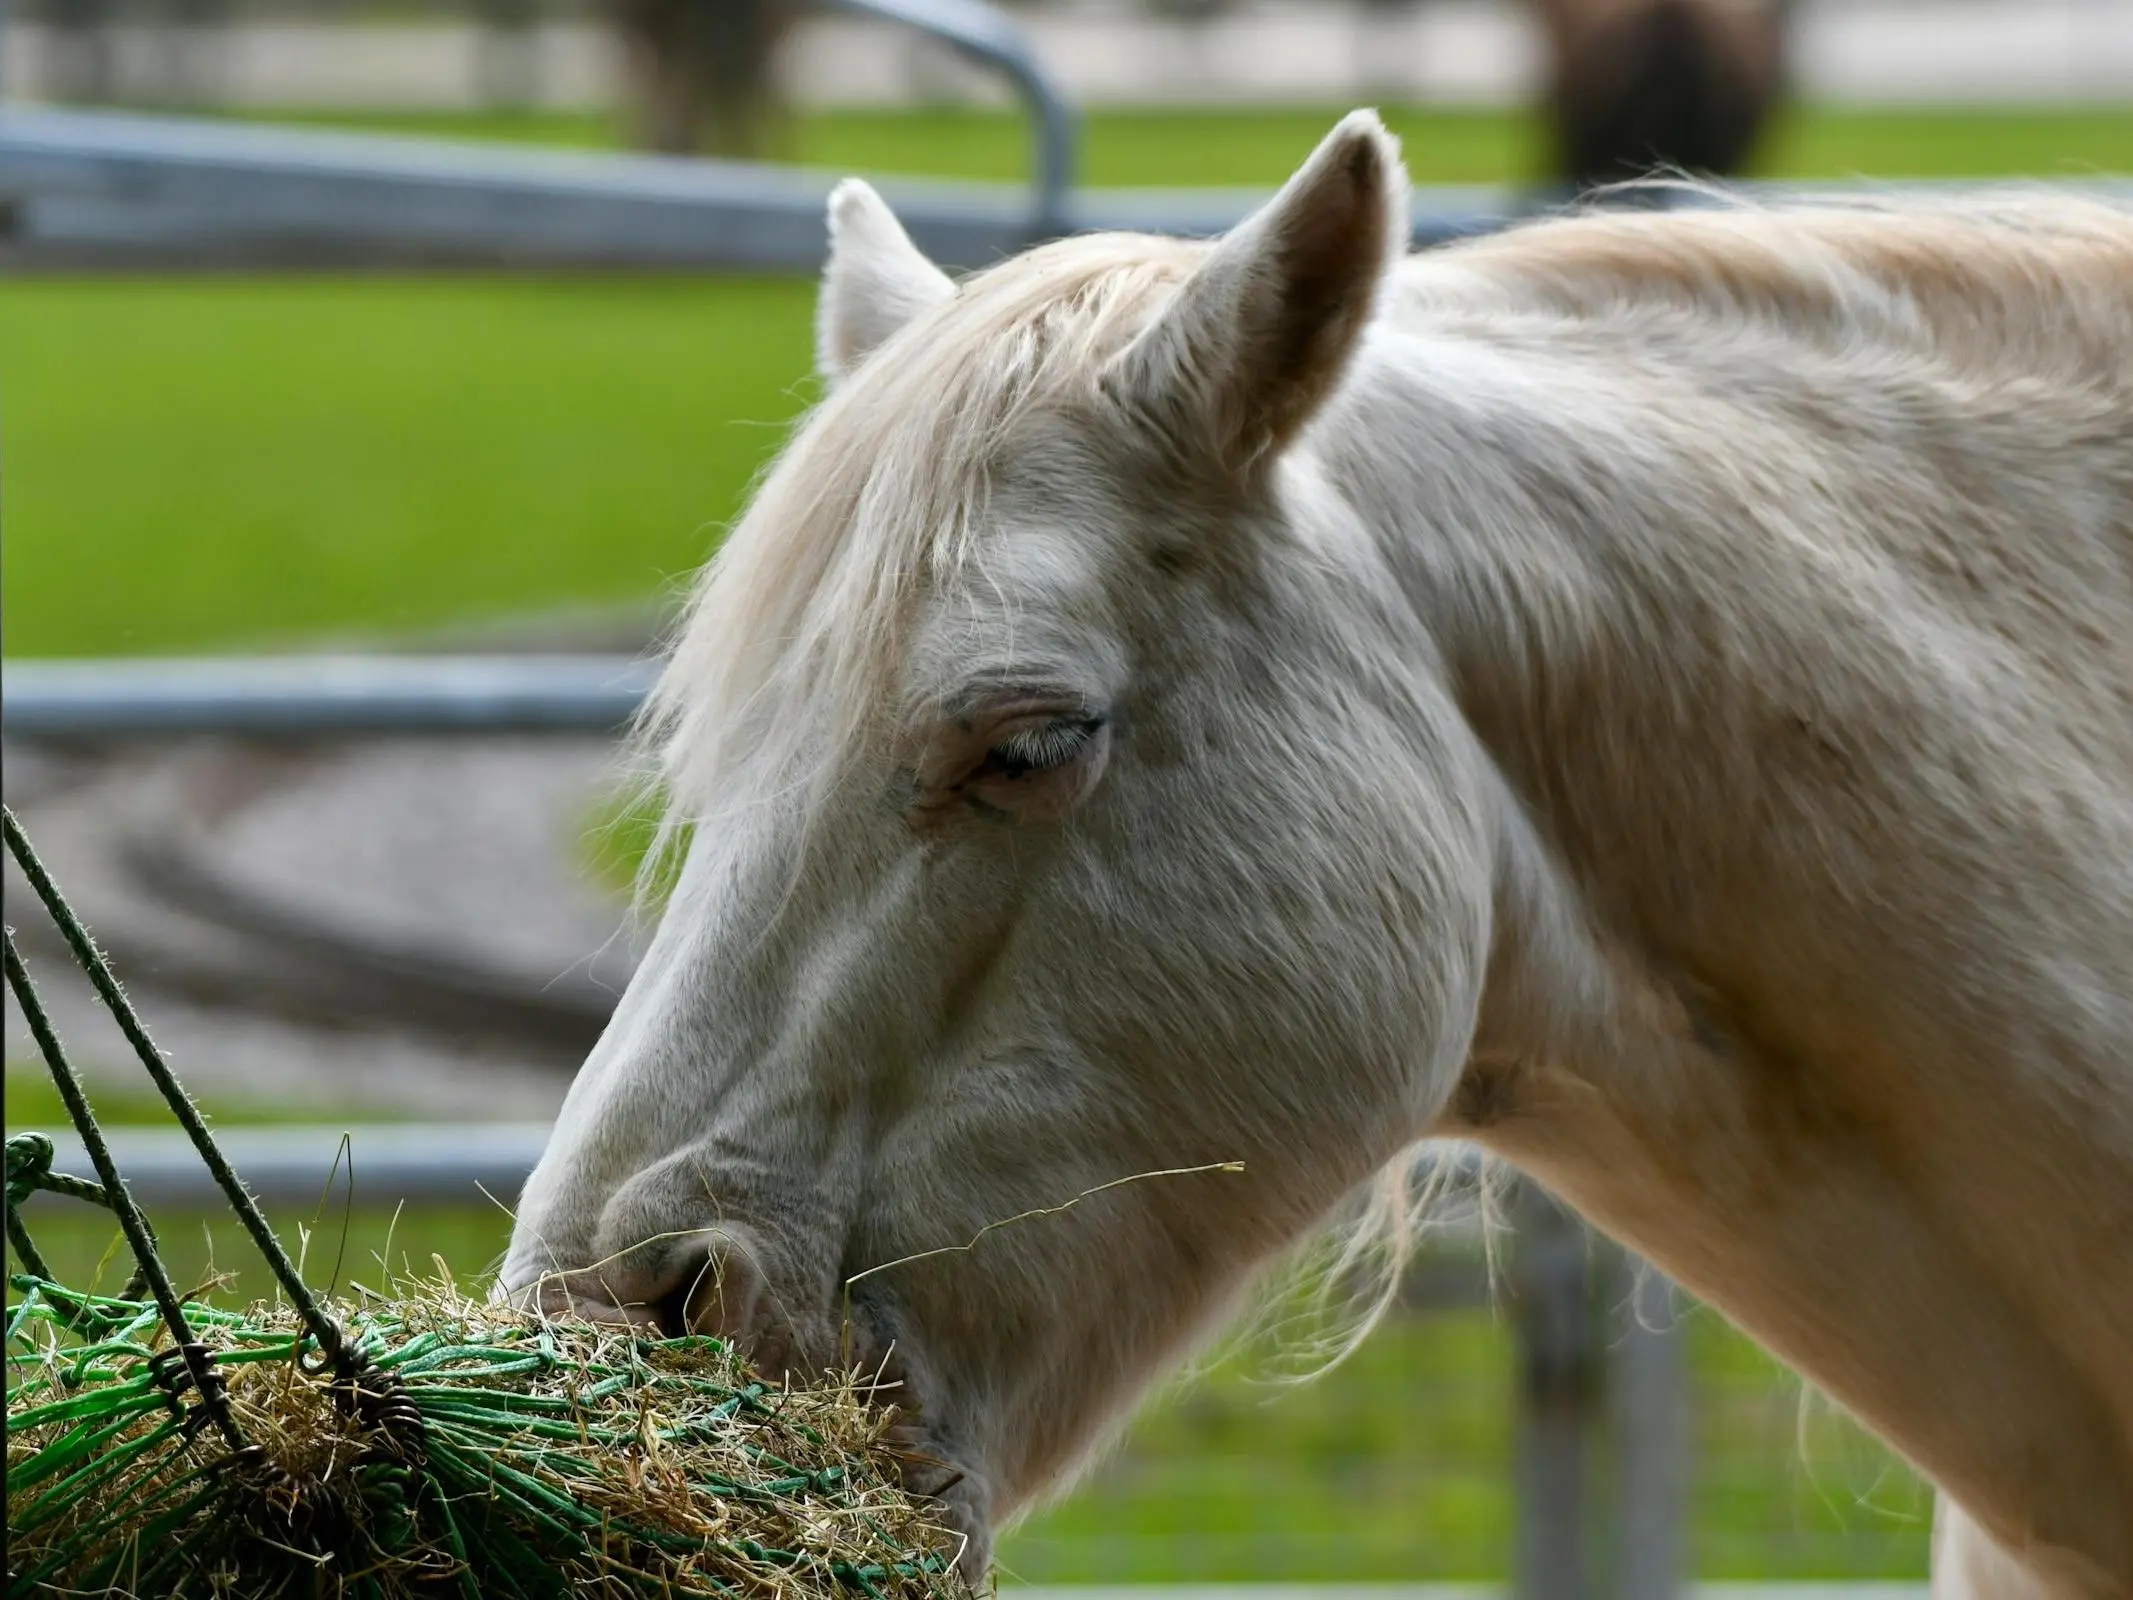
641, 235, 1202, 842
1422, 191, 2133, 375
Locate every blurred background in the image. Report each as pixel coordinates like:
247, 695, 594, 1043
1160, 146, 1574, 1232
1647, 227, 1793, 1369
3, 1, 2126, 1593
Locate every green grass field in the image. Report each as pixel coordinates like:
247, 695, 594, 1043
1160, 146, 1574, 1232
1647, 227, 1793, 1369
5, 105, 2129, 657
2, 276, 813, 656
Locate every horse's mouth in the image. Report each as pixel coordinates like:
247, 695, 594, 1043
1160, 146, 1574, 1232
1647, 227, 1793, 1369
514, 1263, 994, 1577
655, 1272, 996, 1580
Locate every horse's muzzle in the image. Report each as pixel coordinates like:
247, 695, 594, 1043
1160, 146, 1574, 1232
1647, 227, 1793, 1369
509, 1242, 996, 1577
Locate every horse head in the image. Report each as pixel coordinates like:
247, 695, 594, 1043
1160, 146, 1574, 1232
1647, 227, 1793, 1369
501, 113, 1499, 1565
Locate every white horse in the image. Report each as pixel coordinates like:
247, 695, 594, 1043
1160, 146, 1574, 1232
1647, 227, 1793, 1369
503, 114, 2133, 1597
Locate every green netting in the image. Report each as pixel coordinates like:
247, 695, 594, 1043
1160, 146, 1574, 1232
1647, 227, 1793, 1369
6, 1275, 962, 1598
1, 804, 968, 1600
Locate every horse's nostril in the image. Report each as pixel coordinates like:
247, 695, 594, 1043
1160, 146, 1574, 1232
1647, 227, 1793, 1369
522, 1271, 663, 1329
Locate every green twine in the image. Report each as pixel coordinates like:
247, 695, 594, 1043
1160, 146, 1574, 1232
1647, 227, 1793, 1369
4, 805, 354, 1378
3, 808, 964, 1599
2, 923, 240, 1450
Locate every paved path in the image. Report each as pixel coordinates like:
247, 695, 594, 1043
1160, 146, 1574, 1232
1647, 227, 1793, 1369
2, 603, 669, 1120
2, 731, 633, 1121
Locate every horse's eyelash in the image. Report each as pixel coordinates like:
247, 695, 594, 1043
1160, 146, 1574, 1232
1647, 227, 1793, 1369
992, 718, 1100, 773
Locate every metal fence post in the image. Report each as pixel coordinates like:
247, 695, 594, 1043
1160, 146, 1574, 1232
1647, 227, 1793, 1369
1512, 1179, 1595, 1600
829, 0, 1078, 241
1608, 1252, 1690, 1600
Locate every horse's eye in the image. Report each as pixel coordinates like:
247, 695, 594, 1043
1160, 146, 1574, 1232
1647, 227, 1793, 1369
982, 716, 1105, 780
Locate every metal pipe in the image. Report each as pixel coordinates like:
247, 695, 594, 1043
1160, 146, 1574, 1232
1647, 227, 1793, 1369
0, 105, 1040, 271
0, 105, 1521, 271
1512, 1181, 1595, 1600
1, 655, 656, 737
21, 1123, 557, 1210
834, 0, 1079, 241
1610, 1257, 1691, 1599
0, 0, 1089, 265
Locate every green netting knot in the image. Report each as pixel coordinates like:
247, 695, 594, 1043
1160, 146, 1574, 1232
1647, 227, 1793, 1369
5, 1133, 55, 1206
0, 1134, 107, 1212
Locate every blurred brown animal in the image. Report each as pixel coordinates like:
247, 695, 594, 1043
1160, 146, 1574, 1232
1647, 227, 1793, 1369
610, 0, 793, 157
1534, 0, 1794, 192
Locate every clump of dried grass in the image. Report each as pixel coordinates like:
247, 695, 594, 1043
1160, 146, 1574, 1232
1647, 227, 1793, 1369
5, 1270, 970, 1600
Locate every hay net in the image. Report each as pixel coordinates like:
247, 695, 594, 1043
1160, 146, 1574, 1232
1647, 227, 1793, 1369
3, 805, 969, 1599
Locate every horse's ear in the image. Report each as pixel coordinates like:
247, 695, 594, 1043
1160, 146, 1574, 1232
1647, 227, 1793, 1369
817, 179, 955, 382
1104, 110, 1408, 470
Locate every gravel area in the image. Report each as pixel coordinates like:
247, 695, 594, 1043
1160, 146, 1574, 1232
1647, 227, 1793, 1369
206, 738, 641, 1000
4, 731, 643, 1123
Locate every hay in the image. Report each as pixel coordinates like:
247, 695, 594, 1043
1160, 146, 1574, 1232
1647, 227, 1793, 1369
5, 1272, 970, 1599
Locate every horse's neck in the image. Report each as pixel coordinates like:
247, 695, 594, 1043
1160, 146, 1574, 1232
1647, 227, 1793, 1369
1334, 269, 2133, 1188
1320, 299, 2133, 1585
1331, 286, 2130, 993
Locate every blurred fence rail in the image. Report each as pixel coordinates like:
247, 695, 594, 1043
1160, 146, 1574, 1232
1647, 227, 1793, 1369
5, 101, 2127, 272
0, 0, 1092, 260
1, 654, 656, 737
5, 0, 2130, 271
27, 1120, 556, 1209
0, 102, 1512, 270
